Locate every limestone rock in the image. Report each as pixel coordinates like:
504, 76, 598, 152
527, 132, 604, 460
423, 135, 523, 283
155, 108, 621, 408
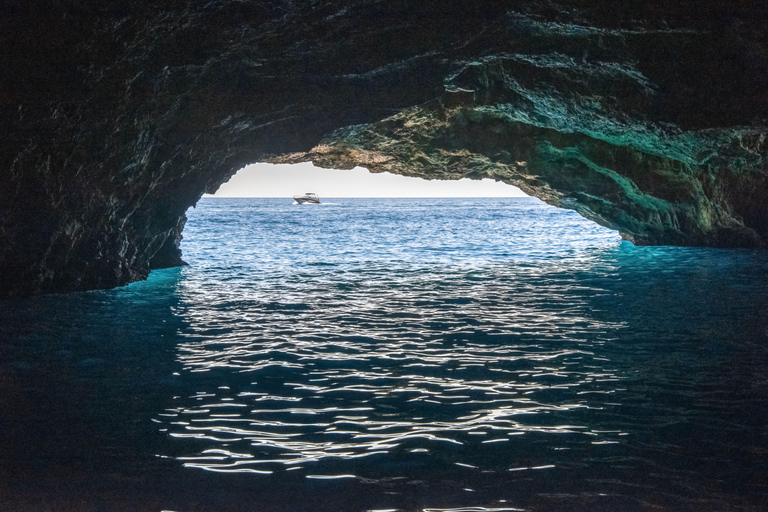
1, 0, 767, 297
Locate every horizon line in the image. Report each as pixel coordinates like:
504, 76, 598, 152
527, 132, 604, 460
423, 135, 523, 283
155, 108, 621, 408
203, 195, 534, 199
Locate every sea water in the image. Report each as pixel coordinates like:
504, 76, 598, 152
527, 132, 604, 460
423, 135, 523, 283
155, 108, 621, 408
1, 197, 767, 511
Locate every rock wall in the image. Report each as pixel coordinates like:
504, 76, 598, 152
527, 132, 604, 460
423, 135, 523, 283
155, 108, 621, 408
1, 0, 767, 297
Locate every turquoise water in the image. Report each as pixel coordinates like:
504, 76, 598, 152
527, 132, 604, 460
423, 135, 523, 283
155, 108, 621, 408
1, 197, 768, 511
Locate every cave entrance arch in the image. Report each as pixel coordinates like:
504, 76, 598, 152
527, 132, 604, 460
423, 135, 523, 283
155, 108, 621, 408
176, 162, 622, 279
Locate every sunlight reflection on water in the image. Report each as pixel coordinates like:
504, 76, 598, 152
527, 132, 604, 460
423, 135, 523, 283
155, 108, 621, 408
156, 199, 628, 478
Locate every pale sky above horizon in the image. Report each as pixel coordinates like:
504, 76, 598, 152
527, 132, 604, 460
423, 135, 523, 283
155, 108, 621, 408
210, 162, 528, 198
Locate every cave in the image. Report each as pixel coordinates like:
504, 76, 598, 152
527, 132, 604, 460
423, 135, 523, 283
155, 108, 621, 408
3, 2, 768, 510
2, 0, 768, 298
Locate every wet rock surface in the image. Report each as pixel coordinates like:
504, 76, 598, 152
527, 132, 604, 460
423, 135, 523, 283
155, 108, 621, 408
1, 0, 767, 297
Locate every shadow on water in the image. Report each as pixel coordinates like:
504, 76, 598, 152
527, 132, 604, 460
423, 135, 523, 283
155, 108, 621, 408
1, 198, 768, 511
0, 269, 188, 510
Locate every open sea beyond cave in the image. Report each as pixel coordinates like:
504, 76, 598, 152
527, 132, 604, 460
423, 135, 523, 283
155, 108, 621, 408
2, 197, 768, 512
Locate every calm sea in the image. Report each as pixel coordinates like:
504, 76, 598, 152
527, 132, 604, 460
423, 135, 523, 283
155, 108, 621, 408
1, 197, 768, 511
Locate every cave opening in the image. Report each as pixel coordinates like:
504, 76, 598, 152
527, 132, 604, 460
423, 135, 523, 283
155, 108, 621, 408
178, 161, 622, 284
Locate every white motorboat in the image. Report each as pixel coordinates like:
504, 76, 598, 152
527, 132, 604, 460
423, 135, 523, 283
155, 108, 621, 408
293, 192, 320, 204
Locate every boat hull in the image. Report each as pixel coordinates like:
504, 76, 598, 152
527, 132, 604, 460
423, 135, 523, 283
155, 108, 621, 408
293, 193, 320, 204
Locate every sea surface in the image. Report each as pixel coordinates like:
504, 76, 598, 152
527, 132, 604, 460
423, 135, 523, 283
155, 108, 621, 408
1, 197, 768, 511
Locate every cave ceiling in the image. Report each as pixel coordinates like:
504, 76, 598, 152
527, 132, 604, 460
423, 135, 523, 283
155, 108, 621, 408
1, 0, 768, 297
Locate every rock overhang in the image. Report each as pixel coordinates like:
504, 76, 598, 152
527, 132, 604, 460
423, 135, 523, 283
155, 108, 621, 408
1, 0, 767, 297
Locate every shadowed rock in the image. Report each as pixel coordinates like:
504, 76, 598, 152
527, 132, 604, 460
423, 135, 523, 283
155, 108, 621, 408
1, 0, 767, 297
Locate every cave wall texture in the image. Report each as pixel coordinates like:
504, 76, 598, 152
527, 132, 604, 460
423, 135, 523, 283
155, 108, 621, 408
2, 0, 768, 297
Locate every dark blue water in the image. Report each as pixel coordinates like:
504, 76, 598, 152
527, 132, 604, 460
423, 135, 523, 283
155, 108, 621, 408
2, 197, 768, 511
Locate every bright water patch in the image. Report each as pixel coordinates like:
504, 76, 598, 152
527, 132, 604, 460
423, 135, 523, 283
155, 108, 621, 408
1, 198, 768, 511
166, 198, 623, 476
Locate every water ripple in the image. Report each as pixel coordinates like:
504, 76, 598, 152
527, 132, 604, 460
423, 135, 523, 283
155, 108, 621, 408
4, 198, 768, 511
159, 251, 627, 477
147, 198, 768, 509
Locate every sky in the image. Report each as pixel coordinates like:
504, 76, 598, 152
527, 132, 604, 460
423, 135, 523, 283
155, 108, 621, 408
210, 162, 527, 197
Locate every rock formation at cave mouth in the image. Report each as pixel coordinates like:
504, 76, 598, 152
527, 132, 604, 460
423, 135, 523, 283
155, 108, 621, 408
1, 0, 767, 298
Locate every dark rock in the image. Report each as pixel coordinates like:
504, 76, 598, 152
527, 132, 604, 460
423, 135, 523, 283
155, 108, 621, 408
1, 0, 767, 297
149, 215, 188, 270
